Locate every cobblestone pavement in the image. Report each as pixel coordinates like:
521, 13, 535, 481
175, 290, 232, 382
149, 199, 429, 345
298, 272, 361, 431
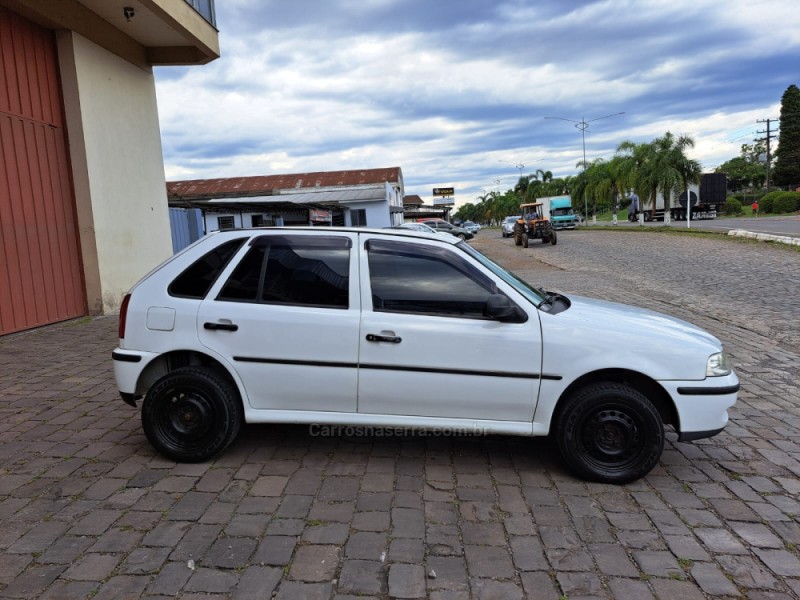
1, 229, 799, 599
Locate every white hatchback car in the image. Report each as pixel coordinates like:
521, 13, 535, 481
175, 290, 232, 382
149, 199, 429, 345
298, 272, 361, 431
114, 228, 738, 483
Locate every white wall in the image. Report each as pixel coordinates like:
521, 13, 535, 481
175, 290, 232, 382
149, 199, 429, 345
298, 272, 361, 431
343, 201, 392, 228
58, 32, 172, 314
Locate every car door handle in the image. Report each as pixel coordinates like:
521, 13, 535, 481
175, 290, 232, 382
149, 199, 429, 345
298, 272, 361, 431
366, 333, 401, 344
204, 322, 239, 332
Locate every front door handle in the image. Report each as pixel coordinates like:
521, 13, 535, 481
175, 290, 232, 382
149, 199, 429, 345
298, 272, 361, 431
204, 322, 239, 332
366, 333, 401, 344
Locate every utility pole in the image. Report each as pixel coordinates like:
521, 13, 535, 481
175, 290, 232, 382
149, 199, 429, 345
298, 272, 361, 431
756, 118, 778, 192
544, 112, 625, 224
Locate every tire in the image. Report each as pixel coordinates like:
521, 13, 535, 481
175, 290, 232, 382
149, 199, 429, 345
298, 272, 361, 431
555, 382, 664, 484
550, 229, 557, 245
142, 366, 243, 463
522, 233, 529, 248
458, 233, 466, 240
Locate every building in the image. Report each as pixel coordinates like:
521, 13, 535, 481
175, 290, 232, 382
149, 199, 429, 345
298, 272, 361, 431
0, 0, 219, 336
402, 194, 449, 221
167, 168, 405, 235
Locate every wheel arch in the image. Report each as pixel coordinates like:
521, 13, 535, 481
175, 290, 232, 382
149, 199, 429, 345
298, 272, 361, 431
135, 350, 244, 405
553, 368, 678, 431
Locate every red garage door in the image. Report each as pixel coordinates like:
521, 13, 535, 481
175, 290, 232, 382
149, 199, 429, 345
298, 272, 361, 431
0, 7, 86, 335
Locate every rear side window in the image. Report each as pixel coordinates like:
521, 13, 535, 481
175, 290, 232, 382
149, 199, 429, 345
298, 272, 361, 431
217, 235, 351, 309
168, 238, 247, 299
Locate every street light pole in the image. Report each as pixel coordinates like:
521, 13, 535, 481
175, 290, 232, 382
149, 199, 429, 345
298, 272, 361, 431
544, 112, 625, 224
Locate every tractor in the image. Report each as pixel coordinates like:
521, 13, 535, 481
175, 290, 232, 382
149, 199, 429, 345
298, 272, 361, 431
513, 203, 557, 248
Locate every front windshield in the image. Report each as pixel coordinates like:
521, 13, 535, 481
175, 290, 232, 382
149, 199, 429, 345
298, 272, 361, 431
457, 242, 547, 306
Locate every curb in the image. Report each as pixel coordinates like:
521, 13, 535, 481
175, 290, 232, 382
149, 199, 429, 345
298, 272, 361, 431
727, 229, 800, 246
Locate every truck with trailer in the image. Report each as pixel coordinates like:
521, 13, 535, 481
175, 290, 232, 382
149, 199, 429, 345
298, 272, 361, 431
627, 173, 727, 222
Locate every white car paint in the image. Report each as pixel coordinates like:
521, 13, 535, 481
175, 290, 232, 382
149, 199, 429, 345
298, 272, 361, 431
113, 227, 738, 479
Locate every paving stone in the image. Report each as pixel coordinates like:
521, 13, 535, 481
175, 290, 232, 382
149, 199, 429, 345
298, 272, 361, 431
519, 571, 560, 599
253, 535, 297, 565
93, 575, 149, 599
717, 555, 781, 589
464, 545, 514, 578
232, 565, 282, 600
694, 527, 749, 554
275, 581, 333, 600
426, 556, 468, 592
146, 561, 194, 596
650, 578, 708, 600
753, 548, 800, 577
289, 544, 339, 581
589, 543, 640, 577
337, 559, 386, 595
0, 564, 65, 599
118, 546, 171, 574
664, 534, 710, 561
184, 567, 239, 593
389, 537, 424, 563
691, 562, 741, 596
388, 563, 426, 598
510, 535, 548, 571
632, 550, 683, 577
608, 577, 656, 600
730, 521, 784, 548
205, 536, 258, 569
555, 571, 605, 597
345, 531, 387, 560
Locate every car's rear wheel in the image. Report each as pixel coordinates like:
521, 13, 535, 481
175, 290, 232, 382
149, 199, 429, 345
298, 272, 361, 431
142, 366, 243, 462
555, 382, 664, 484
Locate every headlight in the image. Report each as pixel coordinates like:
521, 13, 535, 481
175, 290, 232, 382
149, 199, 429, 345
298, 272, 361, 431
706, 352, 731, 377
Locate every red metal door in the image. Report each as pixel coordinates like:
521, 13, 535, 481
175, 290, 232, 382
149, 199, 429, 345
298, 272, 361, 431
0, 7, 86, 335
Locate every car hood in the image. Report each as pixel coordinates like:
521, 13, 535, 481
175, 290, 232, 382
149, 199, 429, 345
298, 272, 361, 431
539, 294, 722, 381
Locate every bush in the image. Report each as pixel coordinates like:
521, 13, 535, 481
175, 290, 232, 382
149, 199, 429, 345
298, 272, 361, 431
723, 197, 743, 215
774, 191, 800, 214
759, 190, 784, 213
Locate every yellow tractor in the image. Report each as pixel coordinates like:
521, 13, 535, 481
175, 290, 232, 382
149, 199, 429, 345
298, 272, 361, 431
513, 203, 557, 248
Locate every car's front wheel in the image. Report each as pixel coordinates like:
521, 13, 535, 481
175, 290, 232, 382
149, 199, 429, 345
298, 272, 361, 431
142, 366, 243, 463
555, 382, 664, 484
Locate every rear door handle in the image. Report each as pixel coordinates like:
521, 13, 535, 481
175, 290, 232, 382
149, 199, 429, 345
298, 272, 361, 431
204, 322, 239, 332
366, 333, 401, 343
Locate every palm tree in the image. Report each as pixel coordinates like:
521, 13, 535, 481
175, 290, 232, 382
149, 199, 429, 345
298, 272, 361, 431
650, 132, 698, 222
618, 140, 657, 217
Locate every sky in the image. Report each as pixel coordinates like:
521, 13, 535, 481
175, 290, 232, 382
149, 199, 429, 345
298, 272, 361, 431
154, 0, 800, 207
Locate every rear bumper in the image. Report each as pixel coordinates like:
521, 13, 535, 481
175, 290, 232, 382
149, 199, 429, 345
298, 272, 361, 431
112, 348, 159, 399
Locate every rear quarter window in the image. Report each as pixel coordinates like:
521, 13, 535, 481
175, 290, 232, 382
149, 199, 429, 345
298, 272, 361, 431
168, 238, 247, 299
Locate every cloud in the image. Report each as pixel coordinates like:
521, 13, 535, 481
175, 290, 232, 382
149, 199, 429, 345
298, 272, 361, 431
155, 0, 800, 205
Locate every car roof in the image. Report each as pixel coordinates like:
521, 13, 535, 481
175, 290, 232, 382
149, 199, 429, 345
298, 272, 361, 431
207, 226, 461, 245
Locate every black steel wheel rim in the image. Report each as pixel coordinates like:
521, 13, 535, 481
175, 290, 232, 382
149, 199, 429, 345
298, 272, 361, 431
153, 385, 218, 452
578, 403, 644, 471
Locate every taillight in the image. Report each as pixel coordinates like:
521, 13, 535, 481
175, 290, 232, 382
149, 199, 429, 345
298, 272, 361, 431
119, 293, 131, 339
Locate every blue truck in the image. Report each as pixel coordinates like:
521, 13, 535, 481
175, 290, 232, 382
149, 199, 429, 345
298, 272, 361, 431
541, 196, 578, 229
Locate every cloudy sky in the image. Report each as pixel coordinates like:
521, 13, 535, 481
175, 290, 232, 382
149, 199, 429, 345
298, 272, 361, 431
155, 0, 800, 206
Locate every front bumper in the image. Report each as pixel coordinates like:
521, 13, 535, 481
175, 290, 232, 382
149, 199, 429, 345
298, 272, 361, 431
661, 372, 739, 441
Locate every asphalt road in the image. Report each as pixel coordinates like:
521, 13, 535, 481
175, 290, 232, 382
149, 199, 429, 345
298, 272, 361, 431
1, 229, 799, 599
601, 214, 800, 238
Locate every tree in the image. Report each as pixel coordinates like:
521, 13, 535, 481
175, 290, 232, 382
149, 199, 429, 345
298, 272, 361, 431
715, 143, 767, 190
773, 84, 800, 187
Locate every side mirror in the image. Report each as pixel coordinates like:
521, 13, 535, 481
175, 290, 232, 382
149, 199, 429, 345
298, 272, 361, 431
485, 294, 527, 323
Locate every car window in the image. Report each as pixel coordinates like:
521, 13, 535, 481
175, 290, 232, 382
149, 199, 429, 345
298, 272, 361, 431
168, 237, 247, 299
367, 239, 496, 318
218, 235, 351, 308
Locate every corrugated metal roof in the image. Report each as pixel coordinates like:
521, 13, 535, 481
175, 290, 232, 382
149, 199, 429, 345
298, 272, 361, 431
194, 188, 386, 205
167, 167, 402, 200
